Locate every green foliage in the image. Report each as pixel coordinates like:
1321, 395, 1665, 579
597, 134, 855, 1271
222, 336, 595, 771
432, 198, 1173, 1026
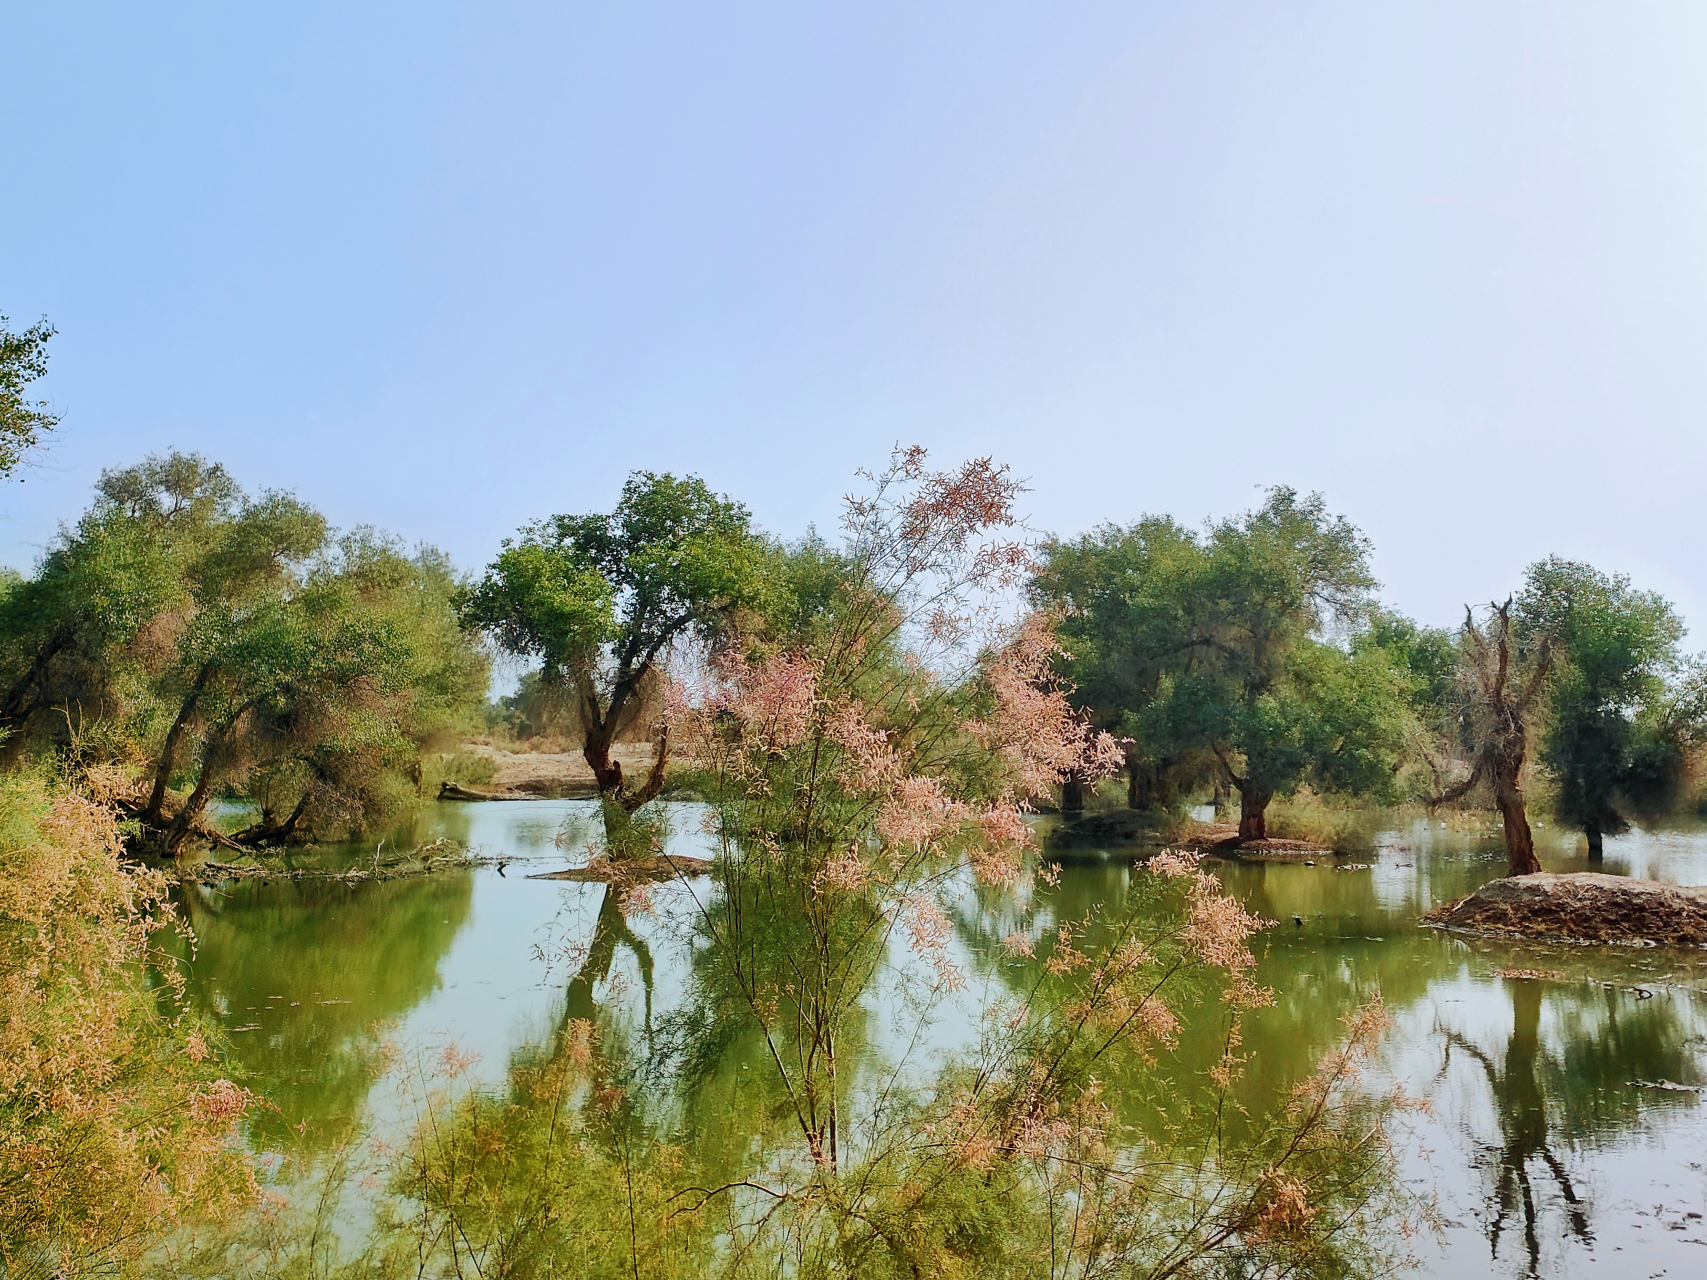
0, 453, 488, 846
1517, 557, 1694, 841
750, 528, 859, 647
0, 453, 242, 748
1035, 488, 1410, 831
463, 471, 774, 680
458, 540, 613, 674
230, 530, 492, 841
1030, 516, 1210, 807
463, 470, 777, 829
0, 315, 59, 479
1355, 608, 1460, 725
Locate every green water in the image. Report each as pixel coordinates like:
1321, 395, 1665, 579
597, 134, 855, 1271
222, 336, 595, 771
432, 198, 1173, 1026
174, 802, 1707, 1277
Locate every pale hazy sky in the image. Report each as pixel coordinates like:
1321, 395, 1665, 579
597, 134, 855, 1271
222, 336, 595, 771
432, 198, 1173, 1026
4, 2, 1705, 641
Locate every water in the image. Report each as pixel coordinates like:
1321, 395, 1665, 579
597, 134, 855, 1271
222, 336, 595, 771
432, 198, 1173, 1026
174, 802, 1707, 1277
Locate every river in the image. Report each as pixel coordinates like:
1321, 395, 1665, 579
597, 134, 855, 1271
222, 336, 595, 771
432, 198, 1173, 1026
172, 802, 1707, 1278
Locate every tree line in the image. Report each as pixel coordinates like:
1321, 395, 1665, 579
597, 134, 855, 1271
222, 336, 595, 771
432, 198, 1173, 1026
453, 470, 1706, 877
1030, 494, 1707, 873
3, 314, 1703, 869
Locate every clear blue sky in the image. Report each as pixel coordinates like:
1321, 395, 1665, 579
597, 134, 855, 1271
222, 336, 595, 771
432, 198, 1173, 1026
5, 2, 1705, 640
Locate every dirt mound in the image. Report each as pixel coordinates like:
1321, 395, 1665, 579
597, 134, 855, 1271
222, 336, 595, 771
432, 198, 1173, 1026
1425, 873, 1707, 946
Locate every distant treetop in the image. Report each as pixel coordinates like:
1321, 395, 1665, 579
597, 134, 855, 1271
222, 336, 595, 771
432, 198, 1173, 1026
0, 315, 60, 479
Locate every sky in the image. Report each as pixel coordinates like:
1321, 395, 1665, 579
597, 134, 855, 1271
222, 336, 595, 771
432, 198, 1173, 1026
4, 1, 1706, 642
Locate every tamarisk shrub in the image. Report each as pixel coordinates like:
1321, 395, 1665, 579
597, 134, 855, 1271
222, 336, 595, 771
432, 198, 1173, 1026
648, 449, 1415, 1275
345, 449, 1416, 1279
0, 773, 257, 1278
663, 448, 1117, 1168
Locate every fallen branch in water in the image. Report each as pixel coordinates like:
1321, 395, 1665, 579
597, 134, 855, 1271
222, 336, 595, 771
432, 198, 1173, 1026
167, 839, 502, 885
529, 852, 713, 883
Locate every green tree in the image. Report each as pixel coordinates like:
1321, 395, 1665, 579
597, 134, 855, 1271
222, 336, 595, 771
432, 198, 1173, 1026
1517, 558, 1690, 858
0, 454, 238, 754
461, 472, 774, 850
0, 453, 487, 851
231, 534, 490, 845
0, 315, 59, 479
147, 519, 488, 854
1029, 517, 1212, 812
1141, 489, 1406, 842
139, 489, 330, 849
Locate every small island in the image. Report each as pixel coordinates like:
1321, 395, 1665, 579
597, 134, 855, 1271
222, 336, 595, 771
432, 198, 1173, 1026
1426, 872, 1707, 946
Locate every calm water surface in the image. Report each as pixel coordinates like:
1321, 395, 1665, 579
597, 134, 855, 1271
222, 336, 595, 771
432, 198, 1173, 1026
175, 803, 1707, 1278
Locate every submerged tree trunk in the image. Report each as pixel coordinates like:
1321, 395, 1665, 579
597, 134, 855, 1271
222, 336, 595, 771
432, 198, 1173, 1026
231, 788, 313, 847
1237, 787, 1271, 844
162, 749, 220, 856
1584, 822, 1604, 862
575, 663, 673, 860
161, 702, 251, 856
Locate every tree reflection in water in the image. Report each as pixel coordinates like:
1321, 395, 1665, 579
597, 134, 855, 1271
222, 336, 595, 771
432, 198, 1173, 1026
1443, 979, 1589, 1272
1439, 974, 1704, 1275
560, 882, 654, 1035
173, 872, 474, 1151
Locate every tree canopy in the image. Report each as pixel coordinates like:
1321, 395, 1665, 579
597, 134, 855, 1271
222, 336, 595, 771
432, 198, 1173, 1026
1034, 488, 1409, 841
462, 471, 776, 837
0, 452, 488, 851
1518, 557, 1692, 856
1029, 516, 1207, 809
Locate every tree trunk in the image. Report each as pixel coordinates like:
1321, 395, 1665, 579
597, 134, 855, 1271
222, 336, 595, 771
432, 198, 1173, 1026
1127, 760, 1151, 811
161, 701, 250, 856
144, 662, 213, 824
1237, 787, 1270, 843
583, 734, 623, 796
0, 630, 68, 746
1061, 777, 1086, 814
1492, 759, 1542, 876
232, 788, 312, 847
1584, 822, 1603, 862
163, 748, 220, 856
